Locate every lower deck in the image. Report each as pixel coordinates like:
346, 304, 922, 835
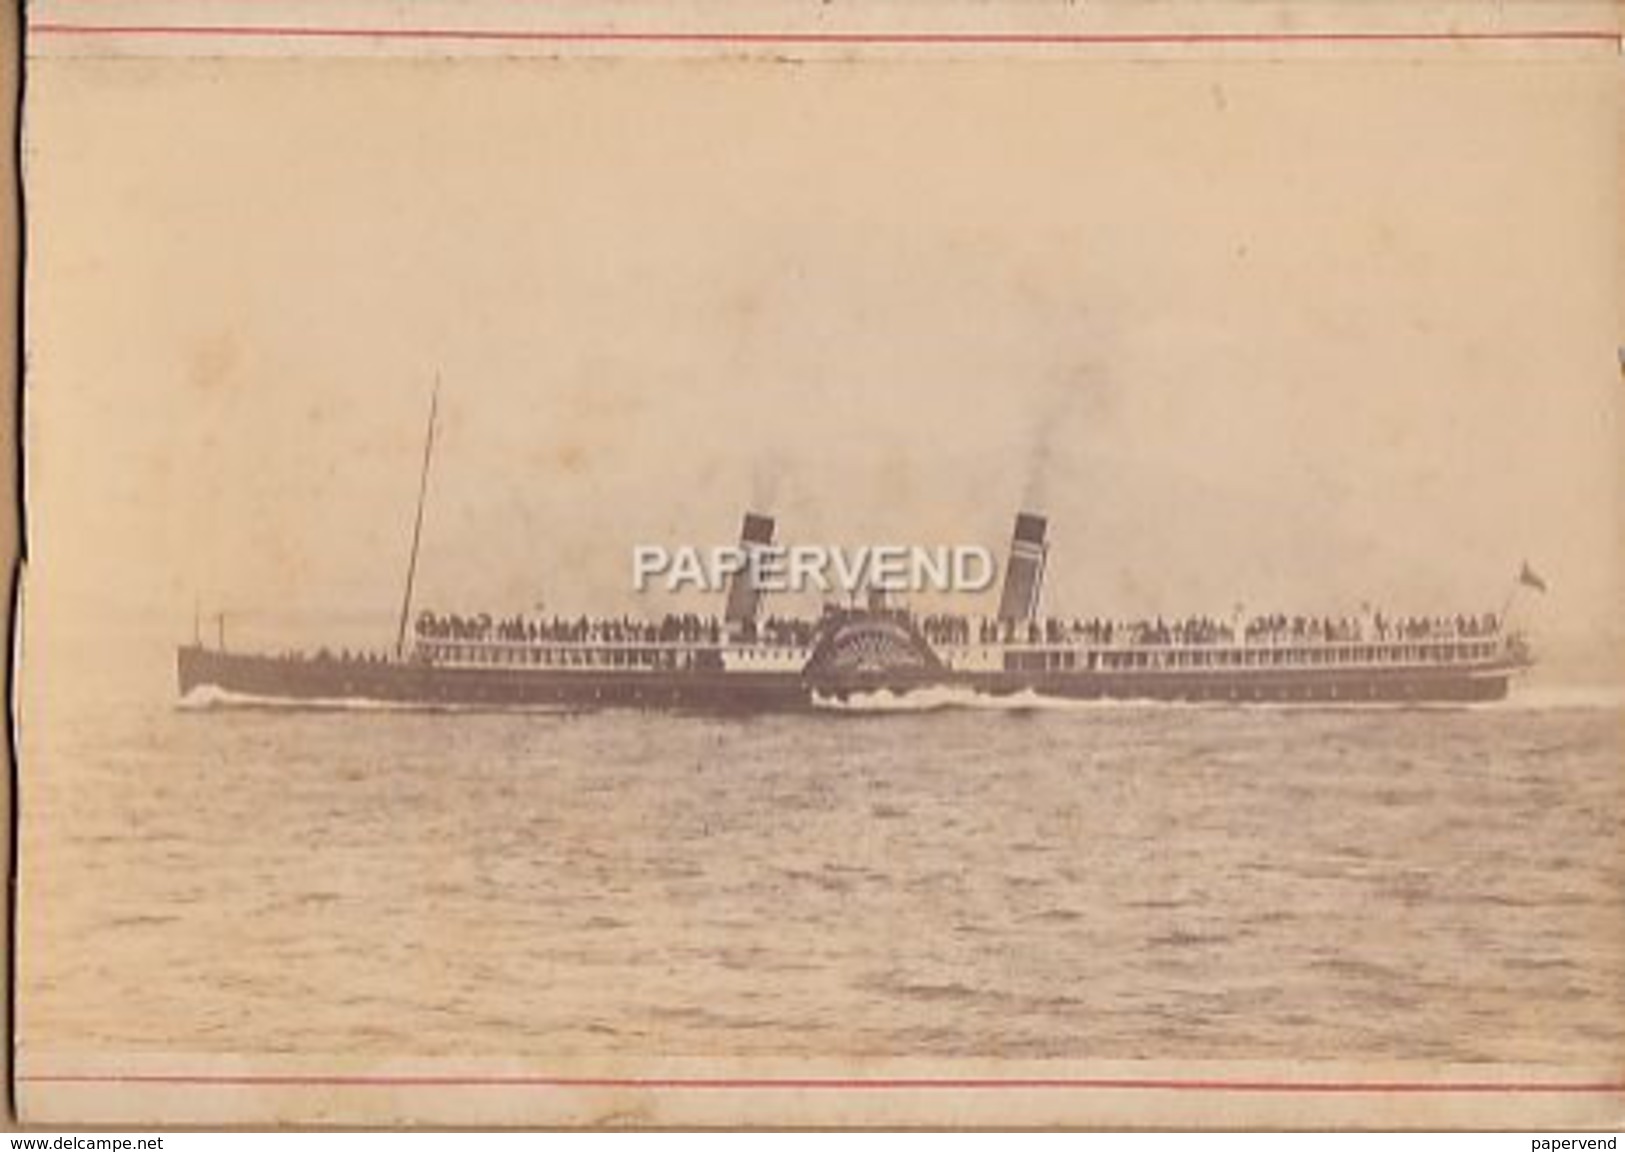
178, 644, 1519, 710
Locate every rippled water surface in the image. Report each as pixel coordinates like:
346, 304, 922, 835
19, 669, 1624, 1065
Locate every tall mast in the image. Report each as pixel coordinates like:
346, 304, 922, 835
395, 378, 440, 660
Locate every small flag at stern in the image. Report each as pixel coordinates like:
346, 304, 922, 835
1519, 561, 1548, 593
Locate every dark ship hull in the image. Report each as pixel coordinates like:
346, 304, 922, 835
177, 641, 1520, 712
176, 644, 809, 711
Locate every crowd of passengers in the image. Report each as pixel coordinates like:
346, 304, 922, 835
414, 610, 818, 649
919, 611, 1501, 648
412, 607, 1499, 652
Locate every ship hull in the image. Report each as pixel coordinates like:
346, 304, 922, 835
178, 645, 1516, 711
177, 646, 809, 711
953, 666, 1512, 704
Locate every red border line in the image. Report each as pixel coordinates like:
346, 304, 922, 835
18, 1074, 1625, 1094
24, 24, 1625, 46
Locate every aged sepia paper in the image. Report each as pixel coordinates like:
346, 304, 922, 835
12, 0, 1625, 1128
3, 0, 20, 1124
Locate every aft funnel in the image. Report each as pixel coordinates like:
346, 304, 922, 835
996, 511, 1048, 623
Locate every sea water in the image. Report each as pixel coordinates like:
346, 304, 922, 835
17, 653, 1624, 1065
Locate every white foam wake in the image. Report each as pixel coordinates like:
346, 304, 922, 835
813, 683, 1625, 715
811, 686, 1172, 714
178, 681, 1624, 716
176, 685, 577, 714
1490, 684, 1625, 712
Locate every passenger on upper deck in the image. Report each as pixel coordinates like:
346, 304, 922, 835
412, 604, 1501, 652
416, 610, 744, 646
900, 607, 1499, 649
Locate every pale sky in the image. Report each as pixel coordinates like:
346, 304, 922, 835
22, 57, 1622, 659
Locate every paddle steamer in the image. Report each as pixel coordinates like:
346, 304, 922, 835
178, 506, 1535, 710
177, 389, 1538, 709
